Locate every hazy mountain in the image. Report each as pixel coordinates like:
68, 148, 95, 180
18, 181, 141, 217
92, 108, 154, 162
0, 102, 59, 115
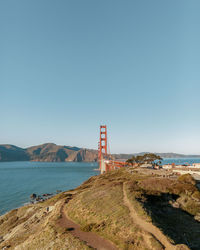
0, 145, 29, 162
0, 143, 200, 162
113, 152, 200, 160
0, 143, 98, 162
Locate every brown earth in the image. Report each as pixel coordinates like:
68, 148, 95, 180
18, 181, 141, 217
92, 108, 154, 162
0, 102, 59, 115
123, 182, 176, 250
58, 203, 117, 250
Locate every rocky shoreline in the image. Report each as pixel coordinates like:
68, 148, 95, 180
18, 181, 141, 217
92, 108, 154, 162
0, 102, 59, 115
29, 190, 62, 204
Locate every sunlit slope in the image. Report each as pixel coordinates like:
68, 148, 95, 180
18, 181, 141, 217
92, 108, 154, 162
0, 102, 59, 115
0, 192, 90, 250
67, 169, 200, 249
1, 168, 200, 249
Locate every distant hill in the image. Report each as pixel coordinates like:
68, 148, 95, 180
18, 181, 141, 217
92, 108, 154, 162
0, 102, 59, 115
0, 143, 200, 162
113, 152, 200, 160
0, 145, 30, 162
0, 143, 98, 162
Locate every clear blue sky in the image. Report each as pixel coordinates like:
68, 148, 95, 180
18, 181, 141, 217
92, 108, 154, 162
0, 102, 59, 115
1, 0, 200, 154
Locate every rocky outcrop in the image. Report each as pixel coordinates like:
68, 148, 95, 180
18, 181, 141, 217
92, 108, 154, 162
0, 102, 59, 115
67, 149, 98, 162
30, 193, 37, 199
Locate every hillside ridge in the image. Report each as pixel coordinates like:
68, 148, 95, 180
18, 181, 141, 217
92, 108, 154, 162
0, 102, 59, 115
1, 143, 200, 162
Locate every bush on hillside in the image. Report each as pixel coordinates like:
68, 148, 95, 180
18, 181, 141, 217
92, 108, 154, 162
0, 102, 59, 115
192, 191, 200, 201
178, 174, 196, 185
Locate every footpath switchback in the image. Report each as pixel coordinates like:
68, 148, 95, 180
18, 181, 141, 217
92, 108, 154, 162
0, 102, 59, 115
58, 203, 117, 250
123, 182, 176, 250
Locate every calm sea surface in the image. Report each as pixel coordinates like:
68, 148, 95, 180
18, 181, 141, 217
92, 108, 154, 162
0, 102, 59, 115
161, 158, 200, 165
1, 159, 200, 216
0, 161, 98, 215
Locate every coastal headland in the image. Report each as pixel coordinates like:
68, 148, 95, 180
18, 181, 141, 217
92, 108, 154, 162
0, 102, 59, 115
1, 167, 200, 249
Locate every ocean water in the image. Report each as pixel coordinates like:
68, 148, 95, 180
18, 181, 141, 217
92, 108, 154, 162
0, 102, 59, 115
161, 158, 200, 165
0, 161, 98, 215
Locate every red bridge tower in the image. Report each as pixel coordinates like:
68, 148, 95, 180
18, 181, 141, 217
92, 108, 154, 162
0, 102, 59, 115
98, 125, 107, 172
98, 125, 126, 174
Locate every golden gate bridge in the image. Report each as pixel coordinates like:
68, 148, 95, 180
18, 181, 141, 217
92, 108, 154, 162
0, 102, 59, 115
98, 125, 126, 174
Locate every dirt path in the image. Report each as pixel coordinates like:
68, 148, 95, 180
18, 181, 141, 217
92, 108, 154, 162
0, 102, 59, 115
123, 183, 176, 250
58, 204, 117, 250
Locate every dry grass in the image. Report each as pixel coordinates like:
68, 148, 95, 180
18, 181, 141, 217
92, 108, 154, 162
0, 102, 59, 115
66, 169, 200, 248
0, 194, 90, 250
67, 169, 156, 249
125, 182, 152, 222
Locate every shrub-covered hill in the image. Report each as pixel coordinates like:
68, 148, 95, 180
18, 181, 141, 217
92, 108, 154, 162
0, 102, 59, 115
1, 168, 200, 249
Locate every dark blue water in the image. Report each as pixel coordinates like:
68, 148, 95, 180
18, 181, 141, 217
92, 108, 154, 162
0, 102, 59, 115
161, 158, 200, 165
0, 161, 98, 215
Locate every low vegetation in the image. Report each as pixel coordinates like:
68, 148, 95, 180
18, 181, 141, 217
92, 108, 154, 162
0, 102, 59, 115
68, 169, 200, 249
0, 192, 90, 250
126, 153, 162, 166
